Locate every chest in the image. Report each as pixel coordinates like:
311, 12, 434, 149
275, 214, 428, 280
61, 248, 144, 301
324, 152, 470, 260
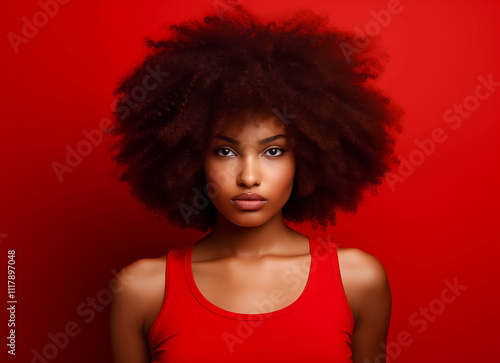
191, 254, 312, 314
148, 248, 355, 363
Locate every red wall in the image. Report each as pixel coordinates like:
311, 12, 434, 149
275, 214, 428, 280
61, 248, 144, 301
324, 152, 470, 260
2, 0, 499, 362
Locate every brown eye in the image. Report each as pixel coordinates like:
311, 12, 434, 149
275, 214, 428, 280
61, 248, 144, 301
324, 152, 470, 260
215, 147, 236, 157
265, 148, 285, 157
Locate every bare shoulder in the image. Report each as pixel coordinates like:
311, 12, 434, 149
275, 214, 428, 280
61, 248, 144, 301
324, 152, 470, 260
113, 255, 167, 294
111, 255, 168, 334
336, 248, 391, 325
337, 248, 389, 287
110, 255, 168, 362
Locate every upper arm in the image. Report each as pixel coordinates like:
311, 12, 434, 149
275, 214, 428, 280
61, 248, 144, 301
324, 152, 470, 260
109, 259, 153, 363
339, 248, 392, 363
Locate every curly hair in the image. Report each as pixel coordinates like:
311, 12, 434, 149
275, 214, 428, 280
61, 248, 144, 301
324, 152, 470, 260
109, 5, 403, 233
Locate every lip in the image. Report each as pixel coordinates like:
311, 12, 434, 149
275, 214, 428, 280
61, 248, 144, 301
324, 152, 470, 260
231, 192, 266, 201
231, 193, 267, 211
231, 199, 267, 211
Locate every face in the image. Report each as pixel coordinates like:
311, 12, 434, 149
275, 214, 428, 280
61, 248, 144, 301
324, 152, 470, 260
203, 113, 295, 227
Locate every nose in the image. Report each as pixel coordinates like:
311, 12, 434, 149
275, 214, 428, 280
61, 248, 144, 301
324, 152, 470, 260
237, 155, 261, 188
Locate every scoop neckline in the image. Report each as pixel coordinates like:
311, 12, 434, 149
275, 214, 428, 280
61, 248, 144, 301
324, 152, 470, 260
184, 236, 315, 320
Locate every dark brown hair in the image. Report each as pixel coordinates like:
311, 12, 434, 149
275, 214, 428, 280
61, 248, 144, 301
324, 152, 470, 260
109, 5, 403, 232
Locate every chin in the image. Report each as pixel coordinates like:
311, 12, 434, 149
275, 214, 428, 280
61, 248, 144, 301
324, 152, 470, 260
217, 209, 272, 227
229, 215, 269, 227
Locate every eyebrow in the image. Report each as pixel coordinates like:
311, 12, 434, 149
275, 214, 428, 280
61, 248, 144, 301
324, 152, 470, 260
214, 134, 287, 145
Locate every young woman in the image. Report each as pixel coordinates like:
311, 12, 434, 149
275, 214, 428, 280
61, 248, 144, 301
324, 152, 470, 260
109, 5, 402, 363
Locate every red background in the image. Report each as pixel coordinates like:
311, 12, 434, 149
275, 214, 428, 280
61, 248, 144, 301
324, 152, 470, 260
1, 0, 499, 362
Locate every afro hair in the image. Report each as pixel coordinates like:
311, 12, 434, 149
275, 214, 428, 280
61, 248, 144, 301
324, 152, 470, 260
109, 5, 404, 232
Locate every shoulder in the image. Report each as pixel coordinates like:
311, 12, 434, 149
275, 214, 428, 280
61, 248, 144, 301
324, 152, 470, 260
109, 255, 168, 361
110, 255, 168, 332
336, 248, 391, 325
112, 255, 167, 294
337, 248, 389, 288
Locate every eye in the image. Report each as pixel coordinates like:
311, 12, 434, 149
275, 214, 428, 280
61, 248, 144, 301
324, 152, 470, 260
215, 147, 286, 158
215, 147, 236, 157
264, 147, 285, 157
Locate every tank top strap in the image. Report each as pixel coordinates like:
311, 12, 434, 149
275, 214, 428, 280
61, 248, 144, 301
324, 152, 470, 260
319, 239, 355, 330
147, 247, 186, 347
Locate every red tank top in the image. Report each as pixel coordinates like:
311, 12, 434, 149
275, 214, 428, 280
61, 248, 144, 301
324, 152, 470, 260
148, 236, 355, 362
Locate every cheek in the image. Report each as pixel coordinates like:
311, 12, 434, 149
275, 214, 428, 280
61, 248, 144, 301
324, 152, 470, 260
203, 159, 237, 195
203, 159, 217, 191
266, 160, 295, 190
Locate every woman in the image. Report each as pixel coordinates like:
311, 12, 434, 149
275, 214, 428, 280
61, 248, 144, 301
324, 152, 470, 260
109, 5, 401, 363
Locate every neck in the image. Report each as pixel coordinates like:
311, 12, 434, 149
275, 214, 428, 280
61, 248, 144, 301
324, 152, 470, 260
203, 210, 300, 260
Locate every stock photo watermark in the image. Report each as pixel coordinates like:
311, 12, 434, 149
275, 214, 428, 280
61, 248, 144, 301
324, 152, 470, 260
7, 0, 72, 54
6, 248, 16, 356
340, 0, 413, 64
272, 106, 296, 126
213, 0, 243, 21
385, 73, 500, 192
51, 64, 170, 182
221, 237, 340, 354
29, 267, 135, 362
365, 276, 467, 363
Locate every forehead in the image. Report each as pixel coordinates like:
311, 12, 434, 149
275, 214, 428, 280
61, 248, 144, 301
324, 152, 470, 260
214, 111, 287, 139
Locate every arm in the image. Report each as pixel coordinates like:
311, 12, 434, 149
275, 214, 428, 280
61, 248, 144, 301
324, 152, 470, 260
109, 260, 152, 363
338, 249, 392, 363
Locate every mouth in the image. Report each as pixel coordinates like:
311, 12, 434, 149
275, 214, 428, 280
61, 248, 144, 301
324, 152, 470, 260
230, 199, 267, 211
230, 193, 267, 210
